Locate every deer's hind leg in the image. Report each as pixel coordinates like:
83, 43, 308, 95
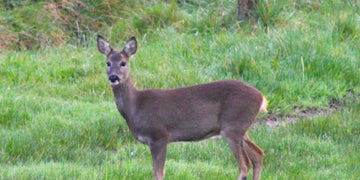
244, 133, 264, 180
222, 129, 250, 180
220, 97, 259, 179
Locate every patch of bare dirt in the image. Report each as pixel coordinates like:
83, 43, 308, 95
258, 88, 358, 128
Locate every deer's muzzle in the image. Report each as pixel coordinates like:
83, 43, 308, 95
109, 75, 120, 85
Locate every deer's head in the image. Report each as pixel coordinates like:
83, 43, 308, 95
97, 36, 137, 86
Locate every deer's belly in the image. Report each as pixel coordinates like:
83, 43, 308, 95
168, 126, 221, 142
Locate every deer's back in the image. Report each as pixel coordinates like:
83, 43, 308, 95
138, 80, 262, 104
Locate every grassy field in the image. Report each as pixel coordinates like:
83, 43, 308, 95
1, 0, 360, 179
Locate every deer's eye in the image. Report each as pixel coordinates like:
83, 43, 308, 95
120, 62, 126, 67
106, 62, 111, 67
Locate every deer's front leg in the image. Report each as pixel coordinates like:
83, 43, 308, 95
150, 139, 168, 180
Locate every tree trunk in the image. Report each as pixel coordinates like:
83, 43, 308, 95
238, 0, 257, 20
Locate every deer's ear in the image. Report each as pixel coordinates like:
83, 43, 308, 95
97, 35, 113, 56
123, 37, 137, 57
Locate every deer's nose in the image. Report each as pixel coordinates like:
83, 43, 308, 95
109, 75, 120, 83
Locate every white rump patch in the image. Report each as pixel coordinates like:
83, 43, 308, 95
260, 96, 268, 113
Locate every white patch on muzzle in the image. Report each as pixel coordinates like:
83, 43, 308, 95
109, 80, 120, 86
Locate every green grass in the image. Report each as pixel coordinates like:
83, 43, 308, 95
1, 0, 360, 179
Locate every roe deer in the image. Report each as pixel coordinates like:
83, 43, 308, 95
97, 36, 268, 180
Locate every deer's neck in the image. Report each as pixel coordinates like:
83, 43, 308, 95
111, 78, 137, 121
